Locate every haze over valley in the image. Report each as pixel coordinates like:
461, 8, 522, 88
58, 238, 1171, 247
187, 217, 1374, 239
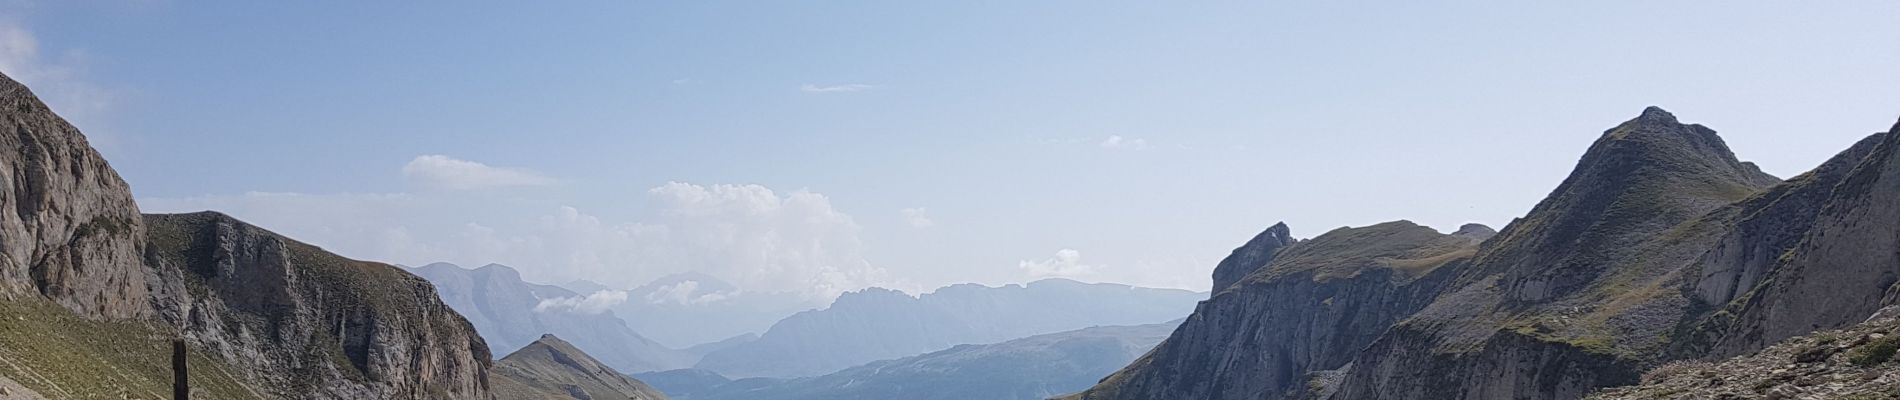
2, 2, 1898, 399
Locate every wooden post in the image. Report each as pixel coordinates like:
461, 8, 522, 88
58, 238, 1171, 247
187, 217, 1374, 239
172, 339, 188, 400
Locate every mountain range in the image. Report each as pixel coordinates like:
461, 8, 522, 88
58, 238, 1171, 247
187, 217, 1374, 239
609, 272, 815, 349
641, 320, 1179, 400
410, 262, 697, 373
1066, 107, 1900, 399
694, 278, 1204, 378
11, 63, 1900, 399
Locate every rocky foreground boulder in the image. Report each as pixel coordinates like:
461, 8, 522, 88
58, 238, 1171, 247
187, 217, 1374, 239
1591, 306, 1900, 400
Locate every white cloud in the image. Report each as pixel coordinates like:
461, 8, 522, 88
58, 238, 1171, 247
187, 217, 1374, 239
0, 20, 116, 144
643, 280, 733, 305
1020, 248, 1098, 279
899, 207, 934, 228
643, 182, 893, 299
143, 181, 896, 303
401, 155, 555, 191
534, 290, 629, 314
800, 83, 877, 93
1099, 135, 1150, 150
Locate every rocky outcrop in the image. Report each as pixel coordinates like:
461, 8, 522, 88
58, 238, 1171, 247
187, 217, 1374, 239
0, 72, 149, 320
492, 334, 669, 400
1209, 222, 1294, 294
1685, 133, 1884, 309
1592, 306, 1900, 400
1068, 221, 1479, 400
1452, 223, 1497, 242
145, 212, 494, 399
0, 71, 499, 399
1705, 120, 1900, 356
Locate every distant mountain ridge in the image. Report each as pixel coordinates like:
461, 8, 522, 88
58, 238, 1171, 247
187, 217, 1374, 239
410, 262, 696, 373
695, 278, 1203, 378
642, 321, 1181, 400
609, 272, 817, 349
492, 334, 670, 400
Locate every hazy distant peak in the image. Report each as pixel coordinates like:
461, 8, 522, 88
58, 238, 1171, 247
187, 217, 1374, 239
562, 279, 615, 294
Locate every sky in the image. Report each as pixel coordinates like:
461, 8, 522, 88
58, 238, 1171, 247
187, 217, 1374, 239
3, 1, 1897, 301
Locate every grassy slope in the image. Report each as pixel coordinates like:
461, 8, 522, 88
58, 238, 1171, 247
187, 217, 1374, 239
0, 298, 260, 399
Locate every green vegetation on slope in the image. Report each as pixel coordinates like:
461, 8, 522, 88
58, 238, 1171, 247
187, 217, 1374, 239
0, 298, 260, 399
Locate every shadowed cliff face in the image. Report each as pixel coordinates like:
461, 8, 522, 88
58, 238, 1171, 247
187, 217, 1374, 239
145, 212, 495, 399
1068, 221, 1481, 400
1209, 222, 1294, 294
0, 72, 149, 320
1709, 120, 1900, 356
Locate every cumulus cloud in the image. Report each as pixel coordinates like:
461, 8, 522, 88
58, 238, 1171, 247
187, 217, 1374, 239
0, 20, 115, 143
534, 290, 629, 314
144, 181, 894, 303
643, 182, 891, 299
800, 83, 876, 93
1099, 135, 1149, 150
401, 155, 555, 191
643, 280, 733, 305
1020, 249, 1098, 279
899, 207, 934, 228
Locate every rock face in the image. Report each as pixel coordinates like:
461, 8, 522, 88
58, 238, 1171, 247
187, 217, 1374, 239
1707, 121, 1900, 356
1209, 222, 1295, 294
1067, 221, 1479, 400
648, 321, 1178, 400
0, 72, 149, 320
412, 262, 695, 373
1591, 306, 1900, 400
695, 278, 1203, 378
0, 70, 499, 398
1329, 107, 1784, 400
492, 334, 669, 400
145, 212, 494, 399
1075, 109, 1900, 400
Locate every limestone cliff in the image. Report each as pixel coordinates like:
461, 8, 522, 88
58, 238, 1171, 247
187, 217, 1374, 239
1068, 221, 1479, 399
0, 72, 148, 320
0, 70, 497, 399
145, 212, 495, 399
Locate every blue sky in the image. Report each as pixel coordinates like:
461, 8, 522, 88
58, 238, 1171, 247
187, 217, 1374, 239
5, 1, 1897, 298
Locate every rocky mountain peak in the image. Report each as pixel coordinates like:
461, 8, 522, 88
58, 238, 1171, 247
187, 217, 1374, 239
1635, 105, 1677, 123
1209, 221, 1295, 293
0, 71, 150, 319
1452, 223, 1497, 241
1474, 107, 1781, 302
